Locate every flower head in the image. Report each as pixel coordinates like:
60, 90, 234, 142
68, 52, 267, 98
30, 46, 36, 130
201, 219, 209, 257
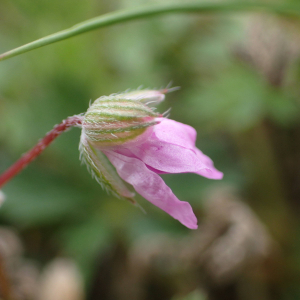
80, 89, 223, 229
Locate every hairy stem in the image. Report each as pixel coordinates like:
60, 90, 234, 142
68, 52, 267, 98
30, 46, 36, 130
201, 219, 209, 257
0, 2, 300, 62
0, 116, 82, 188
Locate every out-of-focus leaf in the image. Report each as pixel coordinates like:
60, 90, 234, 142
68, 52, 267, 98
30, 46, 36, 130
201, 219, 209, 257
58, 214, 112, 281
185, 65, 267, 132
0, 169, 90, 227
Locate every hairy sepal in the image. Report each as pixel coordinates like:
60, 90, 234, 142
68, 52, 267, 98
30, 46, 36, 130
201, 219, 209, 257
79, 134, 135, 203
83, 95, 160, 148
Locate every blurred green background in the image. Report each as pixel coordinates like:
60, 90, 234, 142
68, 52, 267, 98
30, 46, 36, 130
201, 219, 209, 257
1, 0, 300, 299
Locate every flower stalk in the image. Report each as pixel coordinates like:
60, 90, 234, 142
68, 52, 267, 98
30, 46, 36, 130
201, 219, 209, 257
0, 2, 300, 62
0, 115, 82, 188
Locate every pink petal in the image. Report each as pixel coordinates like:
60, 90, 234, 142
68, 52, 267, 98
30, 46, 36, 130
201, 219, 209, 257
103, 150, 198, 229
130, 139, 205, 173
194, 148, 224, 179
153, 118, 197, 149
128, 118, 223, 179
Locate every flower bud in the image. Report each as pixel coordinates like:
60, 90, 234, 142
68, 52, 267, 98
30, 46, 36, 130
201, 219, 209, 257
82, 91, 163, 148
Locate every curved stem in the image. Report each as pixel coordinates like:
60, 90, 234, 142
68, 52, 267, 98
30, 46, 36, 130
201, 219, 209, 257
0, 116, 82, 188
0, 2, 300, 62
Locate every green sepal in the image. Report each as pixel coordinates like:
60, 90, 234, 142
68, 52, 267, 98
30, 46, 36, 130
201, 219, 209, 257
79, 133, 135, 203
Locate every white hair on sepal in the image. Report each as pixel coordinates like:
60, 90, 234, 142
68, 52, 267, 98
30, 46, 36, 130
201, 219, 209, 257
163, 107, 172, 118
134, 201, 146, 214
145, 100, 158, 106
166, 81, 173, 89
160, 86, 181, 94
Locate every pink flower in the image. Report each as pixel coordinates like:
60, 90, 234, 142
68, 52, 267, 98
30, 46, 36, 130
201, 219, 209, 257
80, 89, 223, 229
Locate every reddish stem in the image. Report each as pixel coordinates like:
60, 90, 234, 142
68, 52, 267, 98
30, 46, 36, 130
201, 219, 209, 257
0, 115, 82, 188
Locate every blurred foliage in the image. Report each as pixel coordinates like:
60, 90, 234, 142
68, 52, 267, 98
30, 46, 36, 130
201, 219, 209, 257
172, 289, 207, 300
1, 0, 300, 299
